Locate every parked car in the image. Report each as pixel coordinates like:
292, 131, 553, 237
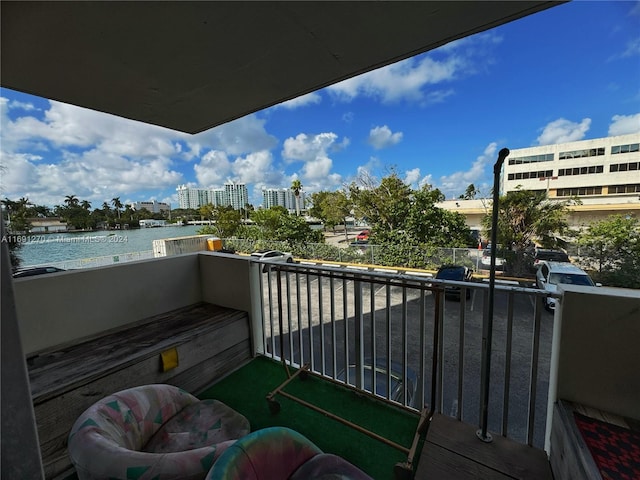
356, 229, 370, 241
480, 248, 506, 271
12, 266, 66, 278
536, 261, 598, 312
530, 248, 570, 270
337, 358, 418, 408
434, 265, 474, 300
251, 250, 294, 271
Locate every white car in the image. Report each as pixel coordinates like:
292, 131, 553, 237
480, 248, 506, 270
536, 261, 598, 311
250, 250, 294, 271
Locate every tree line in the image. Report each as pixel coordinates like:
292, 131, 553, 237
3, 175, 638, 288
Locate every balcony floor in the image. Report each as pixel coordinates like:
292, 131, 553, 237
200, 355, 553, 480
417, 414, 553, 480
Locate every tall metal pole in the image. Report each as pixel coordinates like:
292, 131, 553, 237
477, 147, 509, 442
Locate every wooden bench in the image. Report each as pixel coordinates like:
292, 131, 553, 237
27, 302, 252, 479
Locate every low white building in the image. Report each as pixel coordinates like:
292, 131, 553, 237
132, 201, 171, 214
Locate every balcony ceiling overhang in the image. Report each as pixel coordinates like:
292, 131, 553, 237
1, 1, 561, 134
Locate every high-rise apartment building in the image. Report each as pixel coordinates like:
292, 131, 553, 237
176, 185, 211, 209
262, 188, 306, 213
176, 183, 249, 210
224, 182, 249, 210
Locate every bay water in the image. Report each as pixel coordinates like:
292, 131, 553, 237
16, 225, 202, 267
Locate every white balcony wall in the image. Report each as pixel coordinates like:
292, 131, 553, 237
153, 234, 209, 257
549, 285, 640, 422
13, 254, 202, 355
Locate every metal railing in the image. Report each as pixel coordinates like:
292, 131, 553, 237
255, 260, 557, 448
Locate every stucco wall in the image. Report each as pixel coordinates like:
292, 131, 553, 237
14, 254, 202, 355
198, 252, 255, 312
554, 285, 640, 419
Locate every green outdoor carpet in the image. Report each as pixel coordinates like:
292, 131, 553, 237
198, 355, 422, 480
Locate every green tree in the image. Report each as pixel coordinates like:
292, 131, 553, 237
349, 172, 412, 230
111, 197, 123, 219
576, 214, 640, 288
309, 190, 352, 240
64, 194, 80, 208
198, 206, 243, 238
459, 184, 479, 200
482, 188, 575, 275
291, 179, 303, 216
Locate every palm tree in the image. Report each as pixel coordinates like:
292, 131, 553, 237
81, 200, 92, 211
64, 195, 79, 207
291, 179, 303, 217
112, 197, 123, 219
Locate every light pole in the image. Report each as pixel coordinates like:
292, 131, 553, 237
477, 147, 510, 443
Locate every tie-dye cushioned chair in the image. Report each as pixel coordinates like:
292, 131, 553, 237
67, 384, 250, 480
206, 426, 373, 480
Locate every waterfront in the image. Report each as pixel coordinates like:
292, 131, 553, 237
14, 225, 202, 267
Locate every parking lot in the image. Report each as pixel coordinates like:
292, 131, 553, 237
260, 268, 552, 447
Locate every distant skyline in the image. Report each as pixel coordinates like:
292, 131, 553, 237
1, 1, 639, 209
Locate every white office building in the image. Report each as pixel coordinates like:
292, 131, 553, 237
502, 133, 639, 199
438, 133, 640, 230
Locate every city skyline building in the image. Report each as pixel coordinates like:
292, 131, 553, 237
176, 183, 249, 210
262, 188, 307, 214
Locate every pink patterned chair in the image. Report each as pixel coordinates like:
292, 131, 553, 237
67, 384, 250, 480
206, 426, 373, 480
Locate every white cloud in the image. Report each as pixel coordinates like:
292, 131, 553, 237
194, 150, 232, 187
0, 95, 282, 206
536, 118, 591, 145
8, 99, 38, 112
189, 115, 277, 156
275, 92, 322, 109
608, 113, 640, 136
327, 54, 464, 104
280, 132, 347, 191
282, 132, 341, 162
404, 168, 421, 186
436, 142, 498, 199
232, 150, 282, 186
368, 125, 403, 150
325, 32, 498, 106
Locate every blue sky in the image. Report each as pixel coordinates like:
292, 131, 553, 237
1, 1, 639, 209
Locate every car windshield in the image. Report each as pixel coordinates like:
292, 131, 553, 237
436, 268, 465, 280
548, 273, 594, 286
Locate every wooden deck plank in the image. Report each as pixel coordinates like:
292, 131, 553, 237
415, 414, 553, 480
417, 443, 514, 480
29, 303, 246, 401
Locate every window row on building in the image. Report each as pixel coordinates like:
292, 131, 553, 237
507, 169, 553, 181
558, 165, 604, 176
609, 161, 639, 172
611, 143, 639, 155
558, 147, 605, 160
556, 183, 640, 197
508, 153, 554, 165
